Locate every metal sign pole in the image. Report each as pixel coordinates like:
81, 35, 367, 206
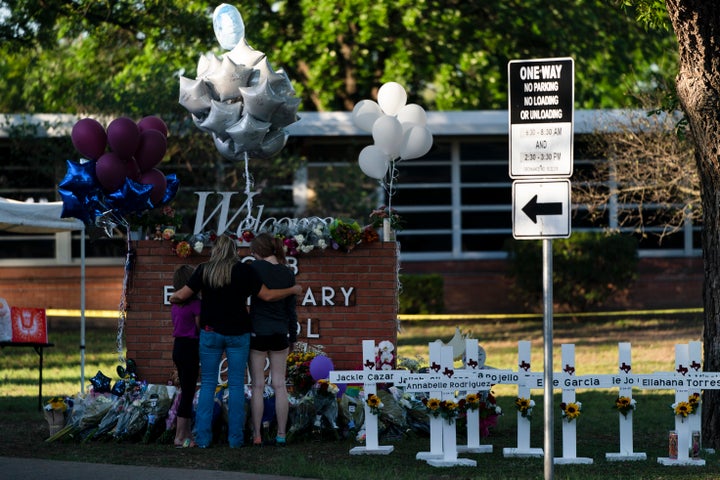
543, 238, 554, 480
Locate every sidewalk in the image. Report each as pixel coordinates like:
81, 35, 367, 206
0, 456, 307, 480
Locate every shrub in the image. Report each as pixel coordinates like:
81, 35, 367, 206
399, 274, 444, 314
504, 232, 638, 312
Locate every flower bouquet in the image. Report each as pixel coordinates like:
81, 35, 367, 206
515, 396, 535, 420
312, 379, 340, 436
286, 343, 324, 395
329, 218, 362, 252
613, 396, 637, 418
672, 394, 699, 421
364, 393, 384, 415
375, 340, 395, 371
423, 397, 460, 424
560, 401, 582, 422
477, 392, 502, 437
43, 396, 70, 436
46, 391, 116, 442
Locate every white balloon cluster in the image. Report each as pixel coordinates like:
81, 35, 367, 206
178, 4, 300, 161
352, 82, 433, 180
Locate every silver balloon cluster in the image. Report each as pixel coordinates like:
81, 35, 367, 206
178, 4, 300, 161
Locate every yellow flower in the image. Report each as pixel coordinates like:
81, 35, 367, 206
366, 393, 383, 415
45, 396, 67, 412
516, 397, 532, 411
561, 401, 582, 421
674, 401, 693, 417
465, 393, 480, 409
426, 398, 441, 411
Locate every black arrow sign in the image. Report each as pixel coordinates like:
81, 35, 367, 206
522, 195, 562, 224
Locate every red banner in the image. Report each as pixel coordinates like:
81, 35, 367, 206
10, 307, 47, 343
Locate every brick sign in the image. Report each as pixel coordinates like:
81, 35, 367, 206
125, 240, 399, 384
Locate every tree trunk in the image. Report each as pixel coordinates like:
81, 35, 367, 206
665, 0, 720, 449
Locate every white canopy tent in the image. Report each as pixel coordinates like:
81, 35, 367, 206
0, 196, 88, 392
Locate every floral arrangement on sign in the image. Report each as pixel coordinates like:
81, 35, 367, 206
560, 401, 582, 422
165, 207, 400, 258
130, 205, 183, 239
515, 396, 535, 420
370, 205, 404, 232
613, 396, 637, 418
423, 397, 460, 424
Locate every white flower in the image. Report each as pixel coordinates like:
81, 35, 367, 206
317, 239, 327, 249
378, 340, 394, 353
294, 234, 305, 245
300, 245, 314, 253
380, 351, 394, 364
494, 406, 503, 415
193, 241, 204, 253
529, 400, 536, 408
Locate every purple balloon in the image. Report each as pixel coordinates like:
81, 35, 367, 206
135, 129, 167, 172
71, 118, 107, 160
137, 115, 168, 138
107, 117, 140, 158
95, 152, 127, 191
309, 355, 334, 381
125, 157, 142, 182
140, 168, 168, 206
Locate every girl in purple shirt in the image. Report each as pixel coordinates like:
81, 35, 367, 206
171, 264, 201, 447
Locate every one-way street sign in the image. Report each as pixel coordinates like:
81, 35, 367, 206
512, 180, 571, 239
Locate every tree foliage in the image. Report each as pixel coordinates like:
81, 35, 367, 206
0, 0, 677, 115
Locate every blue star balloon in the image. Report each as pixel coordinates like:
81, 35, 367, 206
161, 173, 180, 205
58, 188, 94, 225
105, 178, 153, 216
90, 370, 112, 393
58, 159, 99, 196
111, 379, 126, 397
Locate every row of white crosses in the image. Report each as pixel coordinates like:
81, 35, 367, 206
329, 338, 711, 468
330, 338, 497, 466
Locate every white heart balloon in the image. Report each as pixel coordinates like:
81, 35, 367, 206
371, 115, 403, 159
377, 82, 407, 115
400, 125, 433, 160
351, 99, 383, 132
359, 145, 390, 180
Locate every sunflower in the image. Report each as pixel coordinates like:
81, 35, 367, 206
425, 397, 441, 412
613, 396, 636, 417
464, 393, 481, 410
560, 401, 582, 421
366, 393, 383, 415
673, 401, 693, 417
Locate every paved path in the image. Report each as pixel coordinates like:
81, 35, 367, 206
0, 456, 308, 480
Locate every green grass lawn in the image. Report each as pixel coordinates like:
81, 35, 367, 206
0, 315, 717, 480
